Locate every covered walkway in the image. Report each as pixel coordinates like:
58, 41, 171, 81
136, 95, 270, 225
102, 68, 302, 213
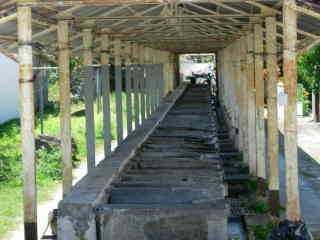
1, 0, 320, 239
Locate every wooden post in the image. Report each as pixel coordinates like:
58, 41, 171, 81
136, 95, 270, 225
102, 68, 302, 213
145, 47, 151, 118
17, 5, 37, 240
133, 43, 140, 129
266, 16, 280, 214
101, 34, 112, 158
247, 31, 257, 176
125, 42, 133, 135
82, 24, 96, 171
139, 45, 146, 122
114, 39, 123, 144
240, 36, 249, 163
58, 20, 72, 196
283, 0, 301, 221
254, 23, 267, 183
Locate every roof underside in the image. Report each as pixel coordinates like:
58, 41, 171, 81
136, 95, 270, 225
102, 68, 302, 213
0, 0, 320, 61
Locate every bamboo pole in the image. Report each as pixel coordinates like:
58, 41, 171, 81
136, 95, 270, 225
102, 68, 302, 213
254, 23, 267, 182
17, 4, 37, 240
58, 20, 72, 196
82, 25, 96, 171
266, 16, 280, 215
100, 34, 112, 158
114, 38, 123, 144
247, 30, 257, 176
283, 0, 301, 221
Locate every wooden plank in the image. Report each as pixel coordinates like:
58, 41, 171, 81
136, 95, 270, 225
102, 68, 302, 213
283, 0, 301, 221
58, 20, 72, 196
254, 23, 266, 180
83, 27, 96, 171
266, 16, 280, 215
17, 5, 38, 240
101, 34, 112, 158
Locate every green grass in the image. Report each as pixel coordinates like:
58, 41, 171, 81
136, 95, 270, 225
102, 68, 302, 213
0, 91, 128, 239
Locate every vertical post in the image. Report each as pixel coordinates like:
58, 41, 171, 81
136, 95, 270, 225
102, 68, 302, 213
247, 31, 257, 176
17, 5, 37, 240
82, 25, 95, 171
114, 39, 123, 144
133, 43, 140, 129
283, 0, 301, 221
101, 34, 112, 158
266, 16, 280, 214
58, 20, 72, 196
145, 47, 151, 118
139, 45, 146, 122
125, 42, 133, 135
239, 37, 249, 163
254, 23, 267, 183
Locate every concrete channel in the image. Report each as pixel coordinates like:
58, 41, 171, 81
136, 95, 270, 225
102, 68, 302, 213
58, 84, 248, 240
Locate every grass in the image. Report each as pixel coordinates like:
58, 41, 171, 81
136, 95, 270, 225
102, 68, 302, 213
0, 88, 129, 239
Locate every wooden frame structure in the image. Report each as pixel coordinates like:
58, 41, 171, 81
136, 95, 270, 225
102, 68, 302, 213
1, 0, 320, 239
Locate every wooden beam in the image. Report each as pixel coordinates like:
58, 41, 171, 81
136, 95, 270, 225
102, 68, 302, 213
17, 5, 37, 240
283, 0, 301, 221
133, 43, 140, 129
124, 41, 133, 135
58, 20, 72, 196
266, 15, 280, 216
0, 13, 17, 24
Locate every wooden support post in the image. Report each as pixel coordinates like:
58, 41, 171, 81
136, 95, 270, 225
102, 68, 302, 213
101, 34, 112, 158
82, 25, 96, 171
133, 43, 140, 129
254, 23, 267, 184
151, 49, 157, 113
139, 45, 146, 122
58, 20, 72, 196
247, 31, 257, 176
17, 5, 37, 240
145, 47, 151, 118
114, 38, 123, 144
125, 42, 133, 135
283, 0, 301, 221
240, 36, 249, 163
266, 16, 280, 215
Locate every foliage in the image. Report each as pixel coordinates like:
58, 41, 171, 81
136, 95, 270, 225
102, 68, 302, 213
250, 221, 275, 240
297, 83, 311, 115
298, 44, 320, 94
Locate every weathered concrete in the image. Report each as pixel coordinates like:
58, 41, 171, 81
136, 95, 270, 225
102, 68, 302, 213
58, 84, 228, 240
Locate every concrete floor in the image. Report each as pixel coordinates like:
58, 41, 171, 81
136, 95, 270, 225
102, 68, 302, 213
279, 116, 320, 237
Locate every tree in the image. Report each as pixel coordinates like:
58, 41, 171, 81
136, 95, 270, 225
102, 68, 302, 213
298, 44, 320, 120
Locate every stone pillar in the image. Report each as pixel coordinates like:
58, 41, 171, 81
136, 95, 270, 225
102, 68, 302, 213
266, 16, 280, 215
58, 20, 72, 196
17, 4, 37, 239
283, 0, 301, 221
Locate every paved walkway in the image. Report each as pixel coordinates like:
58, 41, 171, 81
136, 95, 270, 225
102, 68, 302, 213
279, 116, 320, 237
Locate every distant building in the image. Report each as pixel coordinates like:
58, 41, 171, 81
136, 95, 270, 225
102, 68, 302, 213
0, 52, 19, 123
